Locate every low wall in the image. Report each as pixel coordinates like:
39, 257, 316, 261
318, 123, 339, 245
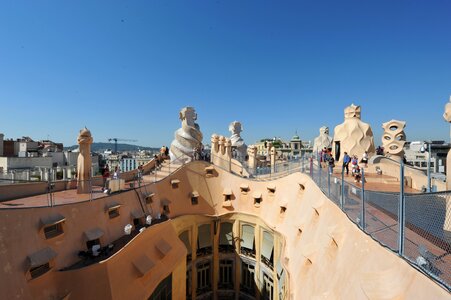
0, 156, 163, 202
368, 156, 446, 191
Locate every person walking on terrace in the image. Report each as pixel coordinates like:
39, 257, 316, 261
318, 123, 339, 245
102, 164, 110, 191
113, 166, 121, 179
343, 152, 351, 175
328, 154, 335, 175
361, 151, 369, 167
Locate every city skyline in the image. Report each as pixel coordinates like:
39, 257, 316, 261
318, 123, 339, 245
1, 0, 450, 147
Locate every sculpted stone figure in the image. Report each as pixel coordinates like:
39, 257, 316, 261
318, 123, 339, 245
313, 126, 333, 154
333, 104, 375, 162
381, 120, 406, 162
77, 127, 93, 194
229, 121, 247, 161
169, 107, 203, 162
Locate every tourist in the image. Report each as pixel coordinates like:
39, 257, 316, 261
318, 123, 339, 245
353, 165, 362, 183
137, 165, 143, 187
165, 146, 169, 157
328, 155, 335, 174
113, 166, 121, 179
361, 151, 369, 167
376, 146, 384, 156
102, 164, 110, 191
342, 152, 351, 175
351, 155, 358, 170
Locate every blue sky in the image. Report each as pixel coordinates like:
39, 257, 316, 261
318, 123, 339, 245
0, 0, 450, 148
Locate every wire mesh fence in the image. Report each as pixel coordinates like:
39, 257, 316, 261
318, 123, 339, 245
403, 192, 451, 287
304, 158, 450, 291
0, 152, 449, 290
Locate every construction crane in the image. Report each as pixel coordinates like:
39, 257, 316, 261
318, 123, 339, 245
108, 138, 138, 153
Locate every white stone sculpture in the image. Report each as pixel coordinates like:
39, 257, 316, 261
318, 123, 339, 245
313, 126, 333, 154
333, 104, 375, 162
169, 107, 203, 162
382, 120, 406, 162
77, 127, 93, 194
229, 121, 247, 161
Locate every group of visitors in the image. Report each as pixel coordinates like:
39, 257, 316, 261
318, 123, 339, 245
101, 164, 121, 191
342, 151, 368, 183
319, 147, 335, 175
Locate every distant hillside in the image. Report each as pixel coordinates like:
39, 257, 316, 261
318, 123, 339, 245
64, 142, 160, 153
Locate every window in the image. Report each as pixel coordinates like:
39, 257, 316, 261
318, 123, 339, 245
44, 223, 63, 239
27, 247, 56, 280
186, 267, 192, 300
240, 261, 256, 296
267, 184, 276, 194
240, 184, 249, 194
261, 231, 274, 269
145, 193, 155, 204
30, 262, 50, 279
163, 205, 170, 215
40, 214, 65, 239
108, 208, 120, 219
219, 222, 234, 253
253, 192, 262, 207
171, 179, 180, 188
223, 188, 233, 201
191, 191, 199, 205
179, 231, 192, 262
148, 273, 172, 300
196, 261, 212, 295
197, 224, 212, 256
205, 166, 214, 176
262, 272, 274, 300
278, 272, 286, 300
219, 259, 234, 289
240, 225, 255, 258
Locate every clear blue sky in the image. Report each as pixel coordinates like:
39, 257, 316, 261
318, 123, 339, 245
0, 0, 450, 148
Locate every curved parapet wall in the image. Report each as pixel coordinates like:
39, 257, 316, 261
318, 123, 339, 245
368, 155, 446, 191
0, 161, 449, 299
169, 107, 203, 162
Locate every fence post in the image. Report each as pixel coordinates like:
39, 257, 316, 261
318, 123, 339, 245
310, 157, 313, 177
398, 160, 405, 256
318, 161, 322, 187
340, 166, 344, 210
90, 178, 93, 202
328, 169, 331, 198
361, 168, 365, 230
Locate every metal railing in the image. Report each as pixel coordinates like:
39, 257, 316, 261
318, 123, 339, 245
210, 153, 307, 181
304, 157, 450, 291
1, 150, 449, 290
